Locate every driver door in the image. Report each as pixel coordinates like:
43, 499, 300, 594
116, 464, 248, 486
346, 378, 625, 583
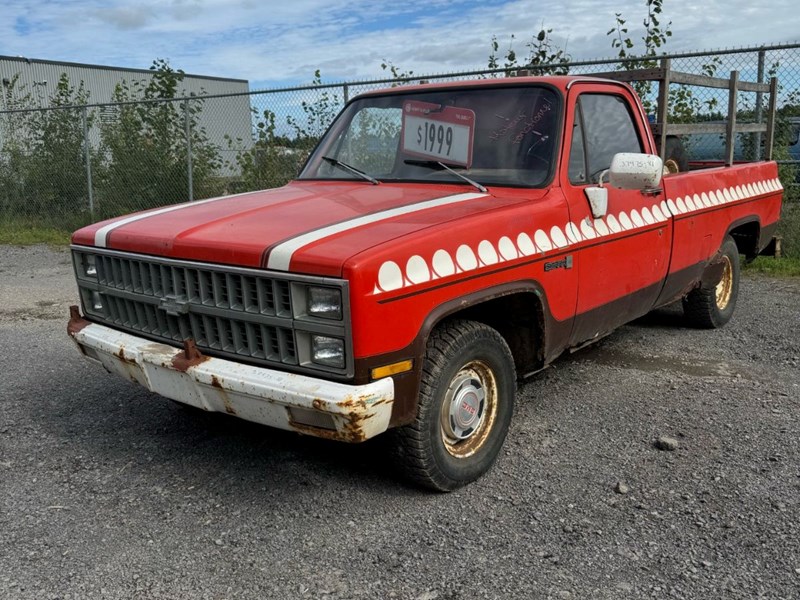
561, 85, 673, 345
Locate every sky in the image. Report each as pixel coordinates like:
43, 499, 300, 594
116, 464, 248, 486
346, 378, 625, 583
1, 0, 798, 89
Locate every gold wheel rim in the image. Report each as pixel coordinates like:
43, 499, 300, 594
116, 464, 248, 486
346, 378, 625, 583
664, 159, 680, 174
715, 255, 733, 310
440, 360, 499, 459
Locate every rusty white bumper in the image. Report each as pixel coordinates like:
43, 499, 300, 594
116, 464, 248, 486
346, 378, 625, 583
70, 322, 394, 442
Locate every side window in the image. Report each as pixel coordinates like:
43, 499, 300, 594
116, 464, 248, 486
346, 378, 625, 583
568, 104, 587, 184
579, 94, 643, 182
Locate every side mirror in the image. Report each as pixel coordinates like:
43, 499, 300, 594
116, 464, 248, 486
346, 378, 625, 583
585, 187, 608, 218
608, 153, 663, 190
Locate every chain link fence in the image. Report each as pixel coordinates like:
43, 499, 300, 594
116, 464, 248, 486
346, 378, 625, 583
1, 42, 799, 248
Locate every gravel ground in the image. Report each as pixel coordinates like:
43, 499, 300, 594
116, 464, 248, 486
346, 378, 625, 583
1, 245, 798, 600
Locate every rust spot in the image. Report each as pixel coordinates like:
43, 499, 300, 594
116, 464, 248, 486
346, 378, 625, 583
289, 420, 366, 443
339, 393, 374, 412
210, 374, 236, 415
114, 346, 136, 365
67, 305, 90, 337
172, 338, 210, 372
312, 398, 324, 411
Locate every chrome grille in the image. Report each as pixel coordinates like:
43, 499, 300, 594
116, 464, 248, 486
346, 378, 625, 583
96, 254, 292, 317
72, 248, 351, 375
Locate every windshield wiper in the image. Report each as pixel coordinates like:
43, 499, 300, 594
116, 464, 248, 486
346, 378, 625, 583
404, 159, 488, 193
321, 156, 380, 185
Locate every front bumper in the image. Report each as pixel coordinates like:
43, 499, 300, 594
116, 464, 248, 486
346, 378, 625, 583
69, 320, 394, 442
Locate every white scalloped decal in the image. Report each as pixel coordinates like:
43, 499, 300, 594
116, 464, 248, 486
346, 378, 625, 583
535, 230, 552, 252
550, 226, 568, 248
406, 255, 430, 284
372, 178, 781, 294
432, 249, 455, 277
566, 222, 582, 244
456, 245, 478, 271
378, 261, 403, 292
580, 219, 597, 240
478, 240, 499, 265
517, 233, 535, 256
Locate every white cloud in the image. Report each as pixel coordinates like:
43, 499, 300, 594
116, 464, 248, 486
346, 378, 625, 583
0, 0, 797, 88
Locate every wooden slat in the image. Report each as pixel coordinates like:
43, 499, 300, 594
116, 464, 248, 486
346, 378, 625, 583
735, 123, 768, 133
669, 71, 733, 89
585, 68, 665, 82
669, 71, 769, 92
725, 71, 739, 166
737, 80, 772, 93
587, 68, 767, 92
765, 77, 778, 160
656, 58, 671, 159
651, 122, 765, 135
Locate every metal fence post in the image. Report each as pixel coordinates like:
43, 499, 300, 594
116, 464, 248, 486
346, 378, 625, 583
754, 49, 765, 160
184, 98, 194, 201
343, 84, 349, 104
81, 106, 95, 218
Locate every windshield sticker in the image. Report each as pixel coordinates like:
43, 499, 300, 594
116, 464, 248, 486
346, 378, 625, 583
490, 100, 553, 144
401, 101, 475, 167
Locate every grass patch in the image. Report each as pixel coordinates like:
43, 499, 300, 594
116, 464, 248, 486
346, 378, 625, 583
743, 256, 800, 277
0, 222, 72, 246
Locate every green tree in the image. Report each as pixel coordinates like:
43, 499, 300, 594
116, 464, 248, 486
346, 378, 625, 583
97, 59, 221, 217
30, 75, 95, 221
0, 74, 36, 219
488, 27, 571, 75
225, 108, 307, 191
0, 73, 97, 227
230, 70, 343, 193
286, 69, 342, 148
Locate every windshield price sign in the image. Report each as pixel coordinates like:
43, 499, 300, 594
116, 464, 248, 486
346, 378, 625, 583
401, 101, 475, 167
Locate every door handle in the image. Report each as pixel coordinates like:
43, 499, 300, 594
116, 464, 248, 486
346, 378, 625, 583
641, 187, 663, 197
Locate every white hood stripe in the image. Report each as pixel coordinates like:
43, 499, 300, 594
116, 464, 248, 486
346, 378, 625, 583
93, 190, 261, 248
266, 191, 489, 271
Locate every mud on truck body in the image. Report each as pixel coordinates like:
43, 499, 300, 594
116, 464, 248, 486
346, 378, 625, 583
69, 62, 783, 491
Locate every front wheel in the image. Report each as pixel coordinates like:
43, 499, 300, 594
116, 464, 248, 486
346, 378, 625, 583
392, 320, 516, 491
683, 235, 740, 328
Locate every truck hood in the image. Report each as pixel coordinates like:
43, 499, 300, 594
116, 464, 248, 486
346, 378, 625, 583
73, 181, 543, 276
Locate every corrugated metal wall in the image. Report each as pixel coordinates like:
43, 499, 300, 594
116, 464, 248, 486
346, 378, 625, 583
0, 55, 249, 105
0, 55, 253, 158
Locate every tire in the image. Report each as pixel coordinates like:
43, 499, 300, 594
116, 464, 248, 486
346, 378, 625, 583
664, 136, 689, 173
683, 235, 740, 328
392, 320, 516, 492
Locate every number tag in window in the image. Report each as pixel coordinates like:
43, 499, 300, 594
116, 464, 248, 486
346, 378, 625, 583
401, 101, 475, 167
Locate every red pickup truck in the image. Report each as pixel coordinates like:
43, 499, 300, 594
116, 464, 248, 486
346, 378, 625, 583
68, 70, 783, 491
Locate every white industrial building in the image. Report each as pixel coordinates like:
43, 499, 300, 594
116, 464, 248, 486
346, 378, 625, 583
0, 55, 254, 162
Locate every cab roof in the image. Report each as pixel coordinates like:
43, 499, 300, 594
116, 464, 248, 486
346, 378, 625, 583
356, 75, 631, 98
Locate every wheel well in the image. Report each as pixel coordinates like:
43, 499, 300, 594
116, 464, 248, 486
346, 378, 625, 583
729, 221, 760, 259
440, 291, 544, 378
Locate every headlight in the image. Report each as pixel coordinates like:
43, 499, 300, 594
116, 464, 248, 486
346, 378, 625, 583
311, 335, 345, 368
85, 254, 97, 277
91, 291, 103, 311
307, 286, 342, 320
76, 253, 97, 279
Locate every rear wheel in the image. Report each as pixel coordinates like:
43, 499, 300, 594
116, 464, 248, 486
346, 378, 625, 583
683, 235, 740, 328
392, 320, 516, 491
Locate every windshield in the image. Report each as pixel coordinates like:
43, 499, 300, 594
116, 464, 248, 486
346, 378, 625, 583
300, 85, 561, 188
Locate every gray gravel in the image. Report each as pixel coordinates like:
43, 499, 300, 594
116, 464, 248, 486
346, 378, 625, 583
1, 244, 799, 599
